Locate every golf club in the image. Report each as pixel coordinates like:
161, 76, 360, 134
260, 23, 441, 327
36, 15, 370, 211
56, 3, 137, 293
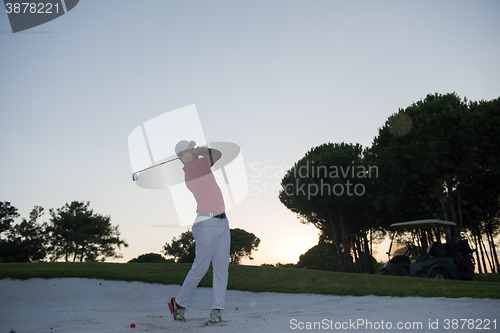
132, 157, 179, 181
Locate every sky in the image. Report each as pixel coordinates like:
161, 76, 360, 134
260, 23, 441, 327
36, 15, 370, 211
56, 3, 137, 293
1, 1, 499, 265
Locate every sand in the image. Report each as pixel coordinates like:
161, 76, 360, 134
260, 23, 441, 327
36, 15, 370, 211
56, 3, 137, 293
0, 278, 498, 333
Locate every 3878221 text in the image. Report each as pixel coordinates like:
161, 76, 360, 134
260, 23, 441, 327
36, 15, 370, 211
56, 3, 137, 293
440, 318, 497, 330
5, 2, 60, 14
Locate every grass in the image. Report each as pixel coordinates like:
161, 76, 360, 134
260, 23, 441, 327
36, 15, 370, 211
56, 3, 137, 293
0, 262, 499, 299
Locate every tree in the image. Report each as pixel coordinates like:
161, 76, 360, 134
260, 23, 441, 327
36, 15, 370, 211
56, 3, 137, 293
1, 203, 48, 262
369, 93, 468, 229
0, 202, 19, 234
11, 206, 48, 262
296, 241, 341, 271
279, 142, 378, 273
0, 202, 20, 262
229, 228, 260, 264
163, 228, 260, 264
369, 93, 500, 272
128, 253, 170, 263
48, 201, 128, 262
163, 230, 195, 263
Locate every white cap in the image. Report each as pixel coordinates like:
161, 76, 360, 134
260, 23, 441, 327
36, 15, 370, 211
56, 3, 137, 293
175, 140, 196, 155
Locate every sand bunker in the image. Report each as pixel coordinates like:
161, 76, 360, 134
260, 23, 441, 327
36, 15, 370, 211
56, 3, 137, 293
1, 278, 498, 332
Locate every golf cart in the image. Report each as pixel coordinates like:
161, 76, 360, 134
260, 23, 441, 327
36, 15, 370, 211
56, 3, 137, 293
380, 220, 475, 279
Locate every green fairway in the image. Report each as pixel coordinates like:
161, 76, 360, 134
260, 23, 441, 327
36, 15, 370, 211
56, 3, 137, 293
0, 262, 498, 299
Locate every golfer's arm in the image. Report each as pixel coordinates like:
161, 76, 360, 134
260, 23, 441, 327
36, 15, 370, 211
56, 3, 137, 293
195, 147, 222, 166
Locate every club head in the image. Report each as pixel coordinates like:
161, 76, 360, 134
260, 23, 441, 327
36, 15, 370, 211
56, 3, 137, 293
132, 173, 138, 181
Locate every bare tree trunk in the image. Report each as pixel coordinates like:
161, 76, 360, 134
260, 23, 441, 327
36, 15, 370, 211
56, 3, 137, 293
356, 233, 366, 273
478, 233, 488, 273
339, 205, 352, 272
363, 231, 374, 274
445, 181, 458, 223
26, 247, 31, 263
415, 229, 422, 256
438, 192, 450, 221
438, 191, 454, 244
480, 234, 493, 273
65, 244, 69, 262
446, 181, 460, 243
473, 232, 483, 274
487, 227, 500, 273
421, 229, 430, 256
457, 186, 463, 230
369, 229, 373, 261
325, 208, 345, 271
352, 236, 360, 273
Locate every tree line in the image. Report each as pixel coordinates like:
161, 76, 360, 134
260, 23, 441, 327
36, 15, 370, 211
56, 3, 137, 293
0, 201, 128, 262
152, 228, 260, 265
280, 93, 500, 274
1, 199, 260, 265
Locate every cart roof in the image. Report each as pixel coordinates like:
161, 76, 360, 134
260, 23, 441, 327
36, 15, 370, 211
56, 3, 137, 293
390, 219, 456, 229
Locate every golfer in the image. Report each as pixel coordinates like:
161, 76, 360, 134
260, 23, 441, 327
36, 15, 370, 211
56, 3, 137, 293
168, 140, 230, 325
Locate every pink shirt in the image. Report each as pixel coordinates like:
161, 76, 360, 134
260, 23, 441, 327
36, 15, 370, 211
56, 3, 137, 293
183, 157, 225, 214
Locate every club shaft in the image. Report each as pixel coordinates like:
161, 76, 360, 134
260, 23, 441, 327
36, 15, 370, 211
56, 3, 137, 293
135, 157, 179, 174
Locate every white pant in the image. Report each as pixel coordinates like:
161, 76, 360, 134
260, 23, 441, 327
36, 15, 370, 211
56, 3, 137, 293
175, 217, 230, 310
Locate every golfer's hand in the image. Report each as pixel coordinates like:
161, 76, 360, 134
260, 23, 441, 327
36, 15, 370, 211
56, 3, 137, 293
193, 146, 205, 155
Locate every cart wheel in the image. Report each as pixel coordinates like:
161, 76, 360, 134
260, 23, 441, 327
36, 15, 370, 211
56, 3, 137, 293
431, 269, 449, 279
